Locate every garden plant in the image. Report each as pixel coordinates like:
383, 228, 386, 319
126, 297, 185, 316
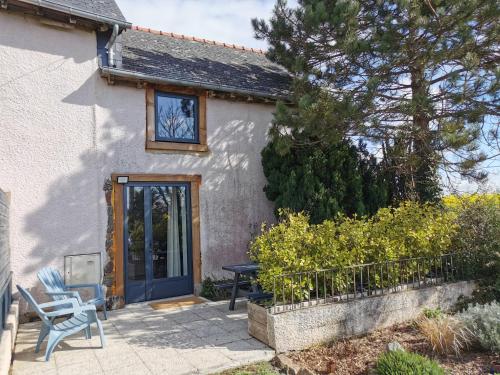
375, 350, 445, 375
251, 195, 500, 305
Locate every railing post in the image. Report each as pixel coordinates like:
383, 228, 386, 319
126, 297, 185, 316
273, 277, 276, 314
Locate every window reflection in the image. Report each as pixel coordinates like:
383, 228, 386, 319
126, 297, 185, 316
151, 186, 188, 279
156, 93, 198, 142
127, 187, 145, 281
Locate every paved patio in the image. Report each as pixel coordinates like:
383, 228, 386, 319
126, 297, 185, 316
11, 298, 274, 375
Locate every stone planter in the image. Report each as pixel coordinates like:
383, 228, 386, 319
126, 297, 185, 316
248, 280, 476, 353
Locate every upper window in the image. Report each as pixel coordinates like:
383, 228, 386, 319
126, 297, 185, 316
155, 91, 199, 143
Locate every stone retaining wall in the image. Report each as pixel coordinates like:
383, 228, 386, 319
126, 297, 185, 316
248, 281, 475, 353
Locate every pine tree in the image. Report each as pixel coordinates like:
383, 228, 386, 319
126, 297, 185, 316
254, 0, 499, 201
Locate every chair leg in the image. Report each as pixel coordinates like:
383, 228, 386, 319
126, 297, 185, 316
96, 319, 106, 348
35, 324, 50, 353
84, 326, 91, 339
45, 331, 63, 361
102, 302, 108, 320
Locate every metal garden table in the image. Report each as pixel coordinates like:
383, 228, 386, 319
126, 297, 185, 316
222, 263, 259, 310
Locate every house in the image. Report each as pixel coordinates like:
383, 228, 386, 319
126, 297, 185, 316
0, 0, 290, 312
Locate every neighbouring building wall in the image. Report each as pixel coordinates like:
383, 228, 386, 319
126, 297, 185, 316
0, 189, 11, 326
0, 11, 275, 313
0, 188, 18, 375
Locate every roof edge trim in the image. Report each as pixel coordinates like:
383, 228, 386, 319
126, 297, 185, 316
100, 66, 290, 101
16, 0, 131, 28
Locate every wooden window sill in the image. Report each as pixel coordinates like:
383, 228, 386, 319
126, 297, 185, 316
146, 141, 209, 153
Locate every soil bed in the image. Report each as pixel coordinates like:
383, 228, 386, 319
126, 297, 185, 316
287, 322, 498, 374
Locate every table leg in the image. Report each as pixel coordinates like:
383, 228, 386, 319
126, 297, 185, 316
250, 271, 259, 293
229, 272, 240, 311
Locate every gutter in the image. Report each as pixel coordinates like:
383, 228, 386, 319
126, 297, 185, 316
100, 66, 290, 101
106, 24, 120, 66
16, 0, 131, 29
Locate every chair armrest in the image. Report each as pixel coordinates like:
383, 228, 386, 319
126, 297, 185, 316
46, 291, 83, 304
80, 304, 97, 312
39, 298, 83, 316
66, 283, 101, 288
46, 303, 96, 317
66, 284, 104, 299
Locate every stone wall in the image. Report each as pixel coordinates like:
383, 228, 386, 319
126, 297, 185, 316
249, 281, 476, 353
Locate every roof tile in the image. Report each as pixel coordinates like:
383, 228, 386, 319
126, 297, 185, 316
120, 27, 291, 98
39, 0, 127, 23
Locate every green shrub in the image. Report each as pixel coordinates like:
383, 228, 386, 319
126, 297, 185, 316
200, 277, 217, 300
422, 308, 443, 319
200, 277, 235, 301
444, 194, 500, 306
375, 350, 445, 375
457, 301, 500, 353
261, 136, 389, 224
250, 202, 457, 300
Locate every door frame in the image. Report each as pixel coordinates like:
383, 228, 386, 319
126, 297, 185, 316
111, 174, 202, 305
123, 181, 193, 303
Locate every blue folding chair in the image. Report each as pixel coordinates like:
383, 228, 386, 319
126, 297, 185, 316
37, 267, 107, 319
16, 285, 106, 361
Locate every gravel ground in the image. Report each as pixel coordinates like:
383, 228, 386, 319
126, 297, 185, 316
287, 322, 498, 374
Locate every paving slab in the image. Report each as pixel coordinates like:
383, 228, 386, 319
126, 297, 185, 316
11, 298, 274, 375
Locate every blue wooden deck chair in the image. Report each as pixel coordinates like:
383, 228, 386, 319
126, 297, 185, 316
37, 267, 107, 319
16, 285, 106, 361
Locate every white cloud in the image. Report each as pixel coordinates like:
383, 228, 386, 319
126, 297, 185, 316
115, 0, 297, 50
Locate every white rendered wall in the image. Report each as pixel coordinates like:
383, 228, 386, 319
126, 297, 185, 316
0, 11, 275, 310
0, 11, 103, 302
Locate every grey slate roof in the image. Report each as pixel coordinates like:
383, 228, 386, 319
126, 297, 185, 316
119, 28, 291, 99
58, 0, 126, 22
18, 0, 127, 24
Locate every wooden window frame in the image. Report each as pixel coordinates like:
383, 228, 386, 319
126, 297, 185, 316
111, 173, 202, 304
146, 85, 208, 153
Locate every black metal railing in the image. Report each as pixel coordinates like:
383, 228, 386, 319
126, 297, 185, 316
270, 252, 479, 314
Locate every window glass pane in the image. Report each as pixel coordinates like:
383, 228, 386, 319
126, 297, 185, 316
151, 186, 189, 278
156, 93, 197, 142
126, 187, 145, 281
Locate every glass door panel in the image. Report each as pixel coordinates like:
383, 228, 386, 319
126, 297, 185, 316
126, 186, 145, 281
125, 186, 146, 303
151, 185, 189, 279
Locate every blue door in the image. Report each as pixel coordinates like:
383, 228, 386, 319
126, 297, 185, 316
124, 183, 193, 303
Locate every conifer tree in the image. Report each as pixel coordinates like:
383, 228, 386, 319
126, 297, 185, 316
254, 0, 499, 201
262, 135, 388, 223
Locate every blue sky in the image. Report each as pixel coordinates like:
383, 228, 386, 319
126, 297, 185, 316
115, 0, 298, 50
